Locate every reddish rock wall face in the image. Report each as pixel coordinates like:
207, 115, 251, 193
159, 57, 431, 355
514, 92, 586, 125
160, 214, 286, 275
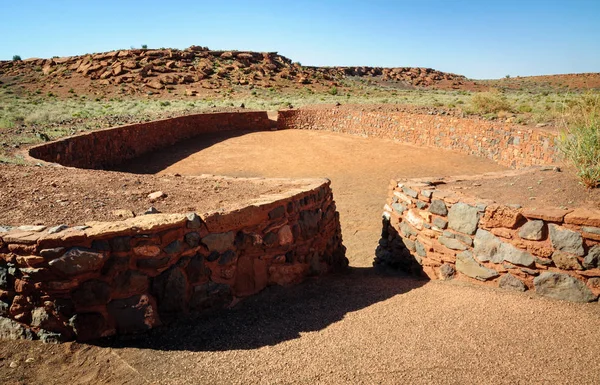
28, 111, 271, 169
377, 178, 600, 303
278, 108, 558, 168
0, 180, 347, 342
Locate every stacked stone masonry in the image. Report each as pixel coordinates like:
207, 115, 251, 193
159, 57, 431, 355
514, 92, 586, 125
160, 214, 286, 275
0, 181, 347, 342
377, 179, 600, 303
28, 111, 271, 169
278, 108, 558, 168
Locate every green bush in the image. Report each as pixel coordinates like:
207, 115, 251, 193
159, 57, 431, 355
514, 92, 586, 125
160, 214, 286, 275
558, 93, 600, 188
471, 92, 512, 114
141, 44, 148, 50
329, 86, 338, 96
12, 55, 21, 61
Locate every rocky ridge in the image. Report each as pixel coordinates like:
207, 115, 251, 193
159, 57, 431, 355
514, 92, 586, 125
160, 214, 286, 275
0, 45, 473, 96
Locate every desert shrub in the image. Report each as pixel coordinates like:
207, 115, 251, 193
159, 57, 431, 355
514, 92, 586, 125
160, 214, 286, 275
471, 92, 513, 113
557, 93, 600, 188
12, 55, 21, 61
329, 86, 338, 96
141, 44, 148, 50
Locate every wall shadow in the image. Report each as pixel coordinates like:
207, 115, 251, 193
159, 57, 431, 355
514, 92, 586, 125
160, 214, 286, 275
94, 267, 427, 352
375, 216, 429, 277
110, 129, 262, 175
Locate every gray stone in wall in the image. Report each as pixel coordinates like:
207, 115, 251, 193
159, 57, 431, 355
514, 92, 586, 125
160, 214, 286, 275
38, 330, 64, 344
549, 224, 584, 256
500, 242, 535, 267
184, 232, 201, 248
533, 272, 596, 302
439, 264, 455, 280
499, 274, 527, 292
0, 300, 8, 316
400, 222, 418, 238
202, 231, 235, 253
48, 248, 108, 276
474, 229, 503, 263
402, 186, 419, 198
0, 263, 7, 290
402, 237, 416, 252
433, 217, 447, 230
582, 226, 600, 235
429, 200, 448, 216
551, 250, 583, 270
392, 203, 406, 215
474, 229, 534, 266
583, 245, 600, 269
439, 236, 468, 251
518, 220, 544, 241
416, 201, 427, 209
454, 233, 473, 247
186, 212, 202, 229
0, 317, 35, 340
456, 251, 499, 281
415, 240, 427, 257
448, 203, 480, 235
47, 224, 69, 234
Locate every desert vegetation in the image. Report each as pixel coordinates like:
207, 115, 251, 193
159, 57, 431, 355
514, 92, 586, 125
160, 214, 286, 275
558, 93, 600, 187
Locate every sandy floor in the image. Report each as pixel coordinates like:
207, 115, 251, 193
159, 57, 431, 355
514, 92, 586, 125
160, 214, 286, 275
2, 129, 600, 384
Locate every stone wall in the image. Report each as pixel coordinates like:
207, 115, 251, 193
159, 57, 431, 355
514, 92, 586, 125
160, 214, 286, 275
28, 111, 271, 169
377, 177, 600, 303
278, 108, 558, 168
0, 179, 347, 342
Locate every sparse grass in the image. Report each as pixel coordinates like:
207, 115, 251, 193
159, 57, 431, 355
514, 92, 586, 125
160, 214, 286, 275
557, 93, 600, 188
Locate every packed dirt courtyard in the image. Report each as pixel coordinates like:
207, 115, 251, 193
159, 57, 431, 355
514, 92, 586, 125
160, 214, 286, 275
3, 129, 600, 384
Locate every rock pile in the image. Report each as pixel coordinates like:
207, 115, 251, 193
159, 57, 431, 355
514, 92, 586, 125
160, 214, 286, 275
0, 46, 471, 94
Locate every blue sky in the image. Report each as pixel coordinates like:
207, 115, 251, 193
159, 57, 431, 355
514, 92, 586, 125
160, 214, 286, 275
1, 0, 599, 79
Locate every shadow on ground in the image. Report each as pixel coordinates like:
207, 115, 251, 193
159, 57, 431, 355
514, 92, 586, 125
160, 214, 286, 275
111, 129, 261, 174
95, 267, 427, 352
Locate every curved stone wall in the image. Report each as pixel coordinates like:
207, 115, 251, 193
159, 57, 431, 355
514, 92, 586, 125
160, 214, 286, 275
278, 107, 558, 168
377, 176, 600, 303
0, 178, 346, 342
28, 111, 271, 169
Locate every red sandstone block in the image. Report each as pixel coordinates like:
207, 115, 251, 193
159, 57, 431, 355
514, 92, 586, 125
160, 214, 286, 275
522, 208, 573, 222
564, 208, 600, 227
481, 204, 524, 229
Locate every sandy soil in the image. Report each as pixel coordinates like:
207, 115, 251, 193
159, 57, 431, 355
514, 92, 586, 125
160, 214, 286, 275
444, 168, 600, 210
2, 129, 599, 384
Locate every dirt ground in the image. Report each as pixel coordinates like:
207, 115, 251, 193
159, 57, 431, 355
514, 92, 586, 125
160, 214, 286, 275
444, 168, 600, 210
2, 129, 600, 384
0, 164, 310, 227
